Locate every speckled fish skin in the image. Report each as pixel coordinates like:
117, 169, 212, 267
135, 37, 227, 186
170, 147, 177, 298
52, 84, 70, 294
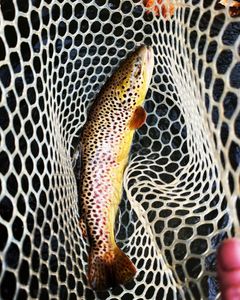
80, 45, 154, 291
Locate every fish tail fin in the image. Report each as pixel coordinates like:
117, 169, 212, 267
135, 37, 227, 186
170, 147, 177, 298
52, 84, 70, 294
88, 246, 136, 291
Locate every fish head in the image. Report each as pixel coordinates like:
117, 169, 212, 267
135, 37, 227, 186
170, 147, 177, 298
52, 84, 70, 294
111, 45, 154, 110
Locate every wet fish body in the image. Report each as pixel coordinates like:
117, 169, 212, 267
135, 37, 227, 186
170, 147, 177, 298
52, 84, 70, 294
79, 45, 154, 290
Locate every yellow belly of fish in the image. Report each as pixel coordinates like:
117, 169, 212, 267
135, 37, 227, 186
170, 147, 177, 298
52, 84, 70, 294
107, 128, 135, 245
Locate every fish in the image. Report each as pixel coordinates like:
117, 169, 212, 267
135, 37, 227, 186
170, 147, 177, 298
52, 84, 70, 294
79, 45, 154, 291
219, 0, 240, 7
217, 238, 240, 300
143, 0, 175, 18
219, 0, 240, 17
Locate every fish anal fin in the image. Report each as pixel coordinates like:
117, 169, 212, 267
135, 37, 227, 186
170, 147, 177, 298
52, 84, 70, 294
88, 247, 136, 291
128, 106, 146, 130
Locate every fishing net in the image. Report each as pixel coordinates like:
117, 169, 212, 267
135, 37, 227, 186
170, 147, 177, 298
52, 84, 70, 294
0, 0, 240, 299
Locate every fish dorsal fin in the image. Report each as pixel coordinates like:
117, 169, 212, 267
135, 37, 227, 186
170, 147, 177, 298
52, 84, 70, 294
128, 106, 147, 130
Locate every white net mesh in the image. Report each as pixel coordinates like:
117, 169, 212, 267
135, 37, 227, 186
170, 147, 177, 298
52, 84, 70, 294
0, 0, 240, 299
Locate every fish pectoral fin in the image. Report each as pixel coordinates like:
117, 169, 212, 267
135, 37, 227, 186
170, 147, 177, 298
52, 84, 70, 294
73, 143, 83, 180
128, 106, 147, 129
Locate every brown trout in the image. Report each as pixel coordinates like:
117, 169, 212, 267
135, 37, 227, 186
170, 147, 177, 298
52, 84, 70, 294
79, 45, 154, 291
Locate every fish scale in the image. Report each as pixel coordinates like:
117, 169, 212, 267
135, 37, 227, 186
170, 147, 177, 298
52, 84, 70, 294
79, 45, 154, 291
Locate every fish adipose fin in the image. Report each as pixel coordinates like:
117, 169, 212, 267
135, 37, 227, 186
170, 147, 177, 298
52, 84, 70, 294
128, 106, 147, 130
88, 246, 136, 291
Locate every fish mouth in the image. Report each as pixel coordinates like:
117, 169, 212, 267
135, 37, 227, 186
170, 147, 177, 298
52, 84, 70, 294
137, 45, 154, 87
